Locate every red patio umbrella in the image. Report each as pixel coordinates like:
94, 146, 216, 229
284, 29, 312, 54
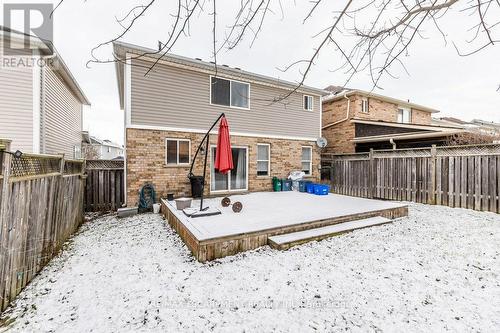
214, 116, 233, 174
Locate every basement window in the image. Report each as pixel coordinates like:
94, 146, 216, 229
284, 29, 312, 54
210, 76, 250, 109
165, 139, 190, 165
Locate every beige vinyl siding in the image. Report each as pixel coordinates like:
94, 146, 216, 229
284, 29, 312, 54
0, 42, 34, 152
130, 59, 320, 139
42, 67, 82, 157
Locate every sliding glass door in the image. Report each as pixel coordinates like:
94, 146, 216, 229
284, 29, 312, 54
211, 147, 248, 192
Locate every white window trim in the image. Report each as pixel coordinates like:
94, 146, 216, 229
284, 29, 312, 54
256, 143, 271, 177
361, 98, 369, 113
210, 145, 249, 193
209, 75, 251, 110
303, 95, 314, 111
165, 138, 191, 166
397, 106, 412, 124
301, 146, 313, 176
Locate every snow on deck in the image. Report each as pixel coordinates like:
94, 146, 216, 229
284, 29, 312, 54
165, 191, 406, 241
1, 204, 499, 332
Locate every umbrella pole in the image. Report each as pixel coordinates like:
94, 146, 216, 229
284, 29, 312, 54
186, 112, 225, 212
199, 133, 210, 211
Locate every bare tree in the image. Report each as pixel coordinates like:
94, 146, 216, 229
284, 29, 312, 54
56, 0, 499, 101
82, 143, 100, 160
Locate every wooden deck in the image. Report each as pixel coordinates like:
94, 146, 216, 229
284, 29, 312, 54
160, 192, 408, 262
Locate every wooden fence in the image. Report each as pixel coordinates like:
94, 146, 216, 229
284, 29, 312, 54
84, 160, 124, 212
0, 140, 85, 312
321, 144, 500, 213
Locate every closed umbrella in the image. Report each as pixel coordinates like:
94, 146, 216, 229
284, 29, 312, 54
214, 116, 233, 174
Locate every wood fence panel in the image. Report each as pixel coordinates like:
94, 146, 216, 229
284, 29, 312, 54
0, 151, 84, 313
482, 156, 489, 211
322, 143, 500, 214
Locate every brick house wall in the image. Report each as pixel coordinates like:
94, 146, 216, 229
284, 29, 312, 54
322, 94, 433, 153
126, 128, 320, 207
349, 94, 431, 125
322, 97, 356, 153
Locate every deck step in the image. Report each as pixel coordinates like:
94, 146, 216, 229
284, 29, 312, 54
268, 216, 392, 250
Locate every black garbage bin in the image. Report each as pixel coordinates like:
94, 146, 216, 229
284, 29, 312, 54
189, 175, 205, 198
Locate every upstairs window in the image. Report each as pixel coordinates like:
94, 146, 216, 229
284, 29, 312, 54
397, 107, 412, 124
361, 98, 369, 113
166, 139, 190, 165
210, 77, 250, 109
304, 95, 313, 111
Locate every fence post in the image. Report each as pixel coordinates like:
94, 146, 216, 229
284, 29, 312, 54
0, 140, 12, 311
369, 149, 375, 198
329, 154, 334, 183
59, 154, 65, 175
430, 145, 437, 205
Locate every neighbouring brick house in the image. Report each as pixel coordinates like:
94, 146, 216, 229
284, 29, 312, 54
113, 41, 329, 206
322, 86, 467, 153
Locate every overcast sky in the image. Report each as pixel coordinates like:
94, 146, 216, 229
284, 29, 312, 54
4, 0, 499, 144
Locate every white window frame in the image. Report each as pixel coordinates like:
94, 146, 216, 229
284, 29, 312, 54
73, 145, 82, 159
361, 98, 369, 113
397, 107, 412, 124
301, 146, 313, 176
209, 75, 251, 110
256, 143, 270, 177
303, 95, 314, 111
210, 145, 249, 193
165, 138, 191, 166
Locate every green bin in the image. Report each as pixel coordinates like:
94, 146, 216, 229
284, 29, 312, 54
272, 177, 282, 191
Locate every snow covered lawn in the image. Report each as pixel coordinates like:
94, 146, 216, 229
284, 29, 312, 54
1, 203, 499, 332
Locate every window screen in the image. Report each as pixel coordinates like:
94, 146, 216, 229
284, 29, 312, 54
211, 77, 230, 106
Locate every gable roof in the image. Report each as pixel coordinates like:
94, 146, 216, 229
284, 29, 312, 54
113, 41, 330, 109
323, 86, 439, 114
0, 26, 90, 105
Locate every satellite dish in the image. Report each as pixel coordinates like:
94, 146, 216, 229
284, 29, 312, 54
316, 137, 328, 148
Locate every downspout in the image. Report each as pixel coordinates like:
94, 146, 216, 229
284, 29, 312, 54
390, 138, 397, 150
322, 92, 351, 130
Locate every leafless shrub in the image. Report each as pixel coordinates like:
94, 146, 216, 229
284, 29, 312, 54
445, 131, 500, 146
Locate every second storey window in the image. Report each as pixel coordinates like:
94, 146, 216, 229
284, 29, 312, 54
257, 144, 270, 176
304, 95, 313, 111
397, 107, 412, 124
361, 98, 369, 113
301, 146, 312, 176
166, 139, 190, 165
210, 77, 250, 109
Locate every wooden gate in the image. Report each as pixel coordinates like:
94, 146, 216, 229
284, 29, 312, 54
84, 160, 124, 212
